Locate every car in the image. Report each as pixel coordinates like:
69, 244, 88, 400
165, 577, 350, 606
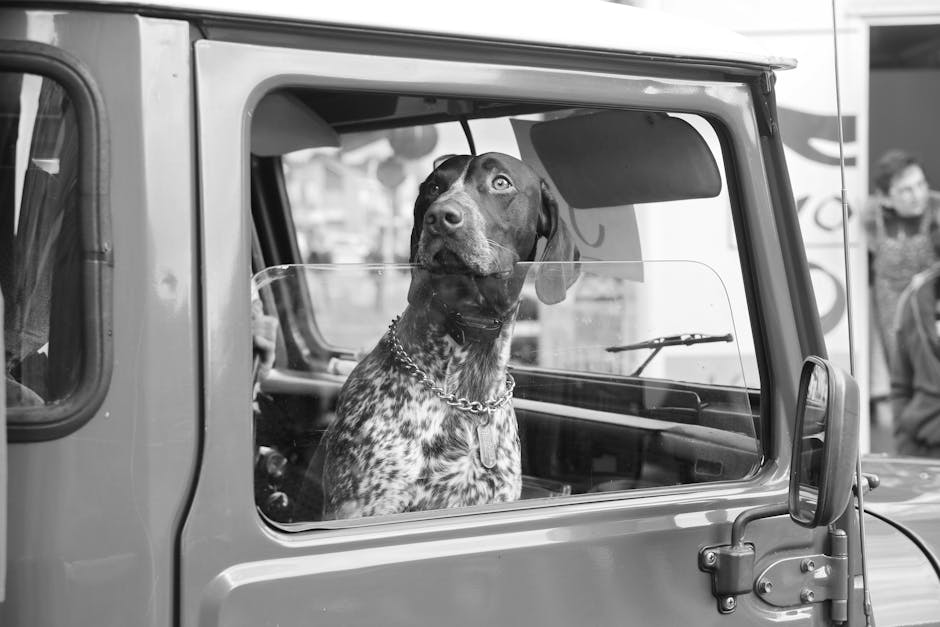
1, 1, 939, 626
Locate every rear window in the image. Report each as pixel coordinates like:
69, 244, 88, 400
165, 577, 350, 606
1, 57, 110, 439
2, 72, 82, 408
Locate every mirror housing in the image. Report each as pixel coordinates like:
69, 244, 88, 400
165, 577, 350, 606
789, 356, 860, 528
701, 356, 860, 613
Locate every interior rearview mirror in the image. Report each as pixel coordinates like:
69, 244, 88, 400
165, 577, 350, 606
789, 356, 860, 528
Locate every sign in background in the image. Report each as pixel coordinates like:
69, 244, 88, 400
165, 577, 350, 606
763, 30, 871, 449
652, 0, 872, 447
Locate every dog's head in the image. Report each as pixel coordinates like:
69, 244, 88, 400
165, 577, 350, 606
408, 152, 579, 310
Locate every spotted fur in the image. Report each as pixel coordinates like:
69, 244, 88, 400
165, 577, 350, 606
318, 153, 579, 520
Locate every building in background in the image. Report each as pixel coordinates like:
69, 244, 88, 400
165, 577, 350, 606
634, 0, 940, 452
281, 0, 940, 453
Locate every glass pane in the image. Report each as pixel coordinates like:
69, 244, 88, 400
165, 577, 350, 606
795, 362, 829, 521
252, 261, 758, 523
0, 72, 83, 412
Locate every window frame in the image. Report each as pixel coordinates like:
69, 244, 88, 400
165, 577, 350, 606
193, 39, 795, 536
251, 97, 772, 526
1, 40, 113, 442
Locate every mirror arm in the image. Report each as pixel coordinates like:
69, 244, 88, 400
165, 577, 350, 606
700, 502, 790, 614
731, 502, 790, 547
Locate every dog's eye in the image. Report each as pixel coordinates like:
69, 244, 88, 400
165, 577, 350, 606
427, 182, 442, 196
491, 175, 513, 191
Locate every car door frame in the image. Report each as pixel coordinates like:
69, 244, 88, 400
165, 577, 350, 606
182, 34, 828, 627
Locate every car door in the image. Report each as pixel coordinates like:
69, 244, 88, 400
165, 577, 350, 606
180, 34, 842, 627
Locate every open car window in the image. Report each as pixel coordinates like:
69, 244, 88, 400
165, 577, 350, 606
250, 92, 763, 526
252, 262, 758, 525
256, 261, 750, 388
277, 104, 758, 384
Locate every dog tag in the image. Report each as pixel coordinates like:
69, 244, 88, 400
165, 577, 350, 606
477, 421, 498, 469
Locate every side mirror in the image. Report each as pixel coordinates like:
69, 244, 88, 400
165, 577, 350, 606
700, 356, 860, 614
789, 356, 860, 528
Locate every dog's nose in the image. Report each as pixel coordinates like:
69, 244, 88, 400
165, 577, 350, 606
424, 205, 463, 234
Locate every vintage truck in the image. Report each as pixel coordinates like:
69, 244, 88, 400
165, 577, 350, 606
2, 1, 940, 626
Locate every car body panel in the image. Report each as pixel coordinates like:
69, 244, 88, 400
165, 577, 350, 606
198, 502, 829, 627
0, 3, 938, 627
864, 456, 940, 568
183, 35, 815, 627
7, 0, 796, 69
864, 513, 940, 626
852, 456, 940, 626
0, 11, 199, 627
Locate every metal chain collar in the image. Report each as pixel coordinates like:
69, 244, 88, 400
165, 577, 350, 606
386, 316, 515, 415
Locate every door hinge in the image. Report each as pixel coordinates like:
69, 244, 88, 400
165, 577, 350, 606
699, 502, 789, 614
755, 529, 849, 623
701, 514, 849, 622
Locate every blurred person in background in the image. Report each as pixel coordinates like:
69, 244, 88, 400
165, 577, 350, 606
864, 150, 940, 434
890, 262, 940, 457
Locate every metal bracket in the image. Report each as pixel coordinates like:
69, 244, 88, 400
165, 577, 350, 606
754, 529, 849, 622
699, 543, 755, 614
754, 70, 778, 137
698, 504, 852, 620
699, 503, 789, 614
760, 70, 776, 95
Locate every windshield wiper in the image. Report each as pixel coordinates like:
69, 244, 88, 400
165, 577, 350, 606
606, 332, 734, 377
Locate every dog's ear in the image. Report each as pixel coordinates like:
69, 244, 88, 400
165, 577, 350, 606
534, 180, 580, 305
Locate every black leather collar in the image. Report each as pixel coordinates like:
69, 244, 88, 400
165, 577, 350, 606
430, 293, 516, 345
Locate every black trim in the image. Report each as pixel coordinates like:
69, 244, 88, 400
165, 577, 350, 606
1, 40, 113, 442
710, 110, 774, 460
251, 156, 301, 267
752, 76, 827, 357
173, 28, 205, 627
250, 155, 334, 365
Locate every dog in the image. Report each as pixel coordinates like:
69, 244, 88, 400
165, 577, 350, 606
318, 152, 579, 519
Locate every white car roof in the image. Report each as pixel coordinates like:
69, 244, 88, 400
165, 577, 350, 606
48, 0, 796, 69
